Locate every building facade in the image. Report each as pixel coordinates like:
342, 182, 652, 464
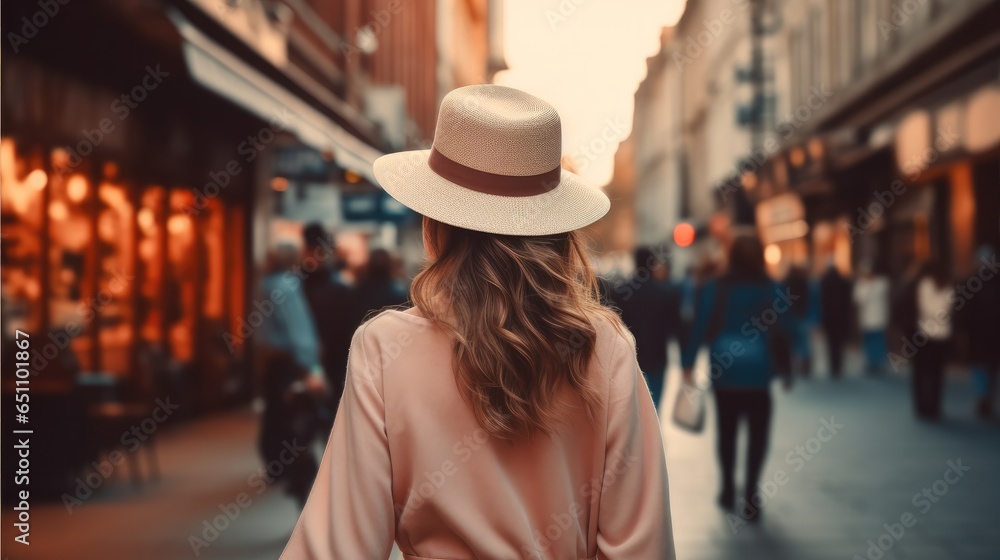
636, 0, 1000, 280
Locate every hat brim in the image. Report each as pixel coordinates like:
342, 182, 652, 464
372, 150, 610, 236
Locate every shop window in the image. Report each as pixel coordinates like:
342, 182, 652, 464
0, 139, 45, 337
47, 148, 96, 371
167, 190, 197, 362
137, 186, 166, 348
94, 167, 135, 375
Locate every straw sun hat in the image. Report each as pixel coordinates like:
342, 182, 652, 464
372, 85, 611, 236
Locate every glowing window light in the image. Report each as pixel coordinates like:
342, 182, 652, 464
789, 147, 806, 168
67, 175, 88, 202
138, 207, 156, 235
26, 169, 48, 190
49, 200, 69, 221
764, 244, 782, 265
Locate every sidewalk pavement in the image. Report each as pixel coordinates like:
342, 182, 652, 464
661, 363, 1000, 560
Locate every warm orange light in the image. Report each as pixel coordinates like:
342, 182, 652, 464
673, 222, 696, 247
808, 138, 824, 159
67, 175, 88, 202
51, 148, 71, 169
789, 147, 806, 167
26, 169, 48, 190
344, 170, 362, 184
764, 244, 782, 265
103, 161, 119, 179
168, 214, 192, 235
740, 171, 758, 189
49, 200, 68, 221
271, 177, 289, 192
138, 207, 156, 235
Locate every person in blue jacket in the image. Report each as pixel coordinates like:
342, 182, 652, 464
682, 235, 794, 520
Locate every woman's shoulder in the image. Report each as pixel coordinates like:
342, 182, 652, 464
352, 307, 435, 344
591, 313, 636, 364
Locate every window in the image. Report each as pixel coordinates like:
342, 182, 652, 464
0, 139, 45, 338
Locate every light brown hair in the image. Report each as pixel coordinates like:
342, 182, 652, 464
411, 216, 623, 441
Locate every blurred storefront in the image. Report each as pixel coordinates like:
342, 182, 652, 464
1, 16, 259, 412
1, 0, 388, 414
747, 0, 1000, 280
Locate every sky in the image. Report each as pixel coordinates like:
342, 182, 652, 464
496, 0, 687, 186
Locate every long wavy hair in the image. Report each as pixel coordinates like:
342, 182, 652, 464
411, 216, 624, 441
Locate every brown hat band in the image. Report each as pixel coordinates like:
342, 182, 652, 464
428, 148, 561, 197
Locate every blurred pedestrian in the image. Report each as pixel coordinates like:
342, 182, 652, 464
819, 261, 853, 378
301, 223, 356, 401
955, 246, 1000, 418
680, 265, 696, 324
785, 265, 814, 376
912, 260, 954, 420
354, 247, 408, 322
612, 246, 682, 409
853, 263, 891, 375
280, 85, 673, 559
257, 243, 328, 507
682, 235, 793, 521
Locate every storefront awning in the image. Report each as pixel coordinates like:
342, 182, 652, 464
168, 9, 383, 183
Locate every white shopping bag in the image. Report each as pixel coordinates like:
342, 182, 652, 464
672, 382, 706, 433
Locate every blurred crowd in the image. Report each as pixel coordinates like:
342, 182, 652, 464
257, 224, 1000, 513
604, 235, 999, 521
255, 224, 408, 506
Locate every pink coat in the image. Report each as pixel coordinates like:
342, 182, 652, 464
279, 309, 674, 559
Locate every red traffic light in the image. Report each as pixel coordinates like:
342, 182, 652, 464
673, 223, 695, 247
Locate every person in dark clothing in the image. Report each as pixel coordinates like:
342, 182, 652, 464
355, 248, 408, 321
258, 244, 328, 507
956, 246, 1000, 418
819, 262, 853, 378
785, 266, 814, 376
682, 236, 793, 522
612, 246, 681, 409
301, 223, 356, 401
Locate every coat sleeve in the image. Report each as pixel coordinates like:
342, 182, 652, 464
279, 324, 395, 560
681, 279, 718, 369
596, 334, 675, 559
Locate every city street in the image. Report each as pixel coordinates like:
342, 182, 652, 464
663, 367, 1000, 560
6, 353, 998, 560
